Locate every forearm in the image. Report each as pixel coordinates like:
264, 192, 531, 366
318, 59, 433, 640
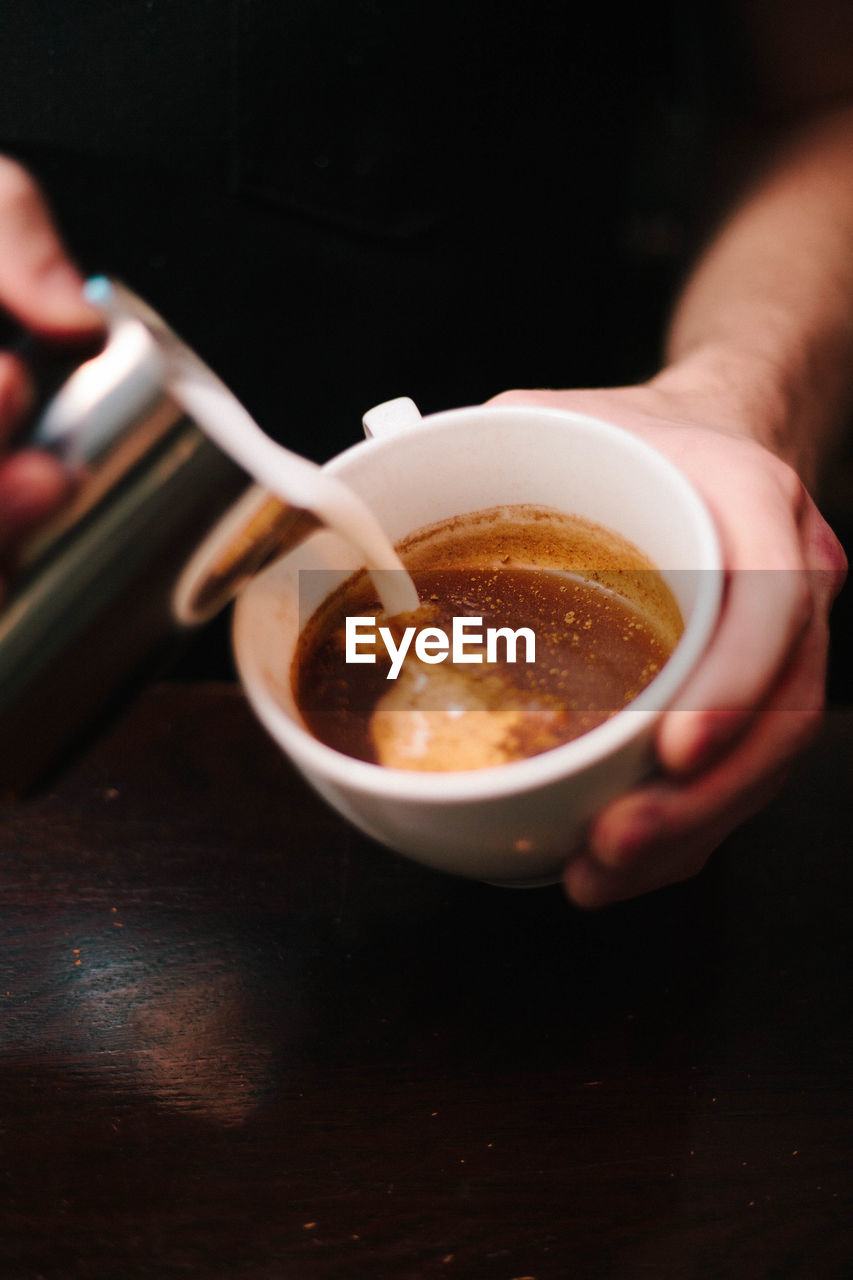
653, 104, 853, 486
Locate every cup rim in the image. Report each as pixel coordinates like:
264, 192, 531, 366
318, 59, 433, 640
233, 405, 723, 803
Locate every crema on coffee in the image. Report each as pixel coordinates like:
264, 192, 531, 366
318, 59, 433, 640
293, 505, 683, 771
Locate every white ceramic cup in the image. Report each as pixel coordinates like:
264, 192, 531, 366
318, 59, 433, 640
231, 399, 722, 886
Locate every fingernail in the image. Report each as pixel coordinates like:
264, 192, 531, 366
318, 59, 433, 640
39, 263, 103, 327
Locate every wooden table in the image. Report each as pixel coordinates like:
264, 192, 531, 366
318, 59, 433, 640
1, 684, 851, 1279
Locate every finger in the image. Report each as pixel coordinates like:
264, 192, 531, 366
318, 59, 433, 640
567, 610, 829, 908
0, 449, 72, 548
799, 494, 848, 592
0, 351, 35, 441
567, 829, 722, 910
564, 765, 788, 909
0, 158, 102, 336
485, 388, 565, 408
657, 454, 842, 776
598, 615, 827, 861
660, 498, 843, 777
658, 564, 812, 774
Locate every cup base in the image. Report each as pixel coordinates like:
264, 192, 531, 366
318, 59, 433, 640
484, 873, 563, 889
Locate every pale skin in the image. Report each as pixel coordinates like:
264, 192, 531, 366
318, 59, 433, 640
0, 20, 850, 909
0, 156, 102, 565
492, 102, 852, 907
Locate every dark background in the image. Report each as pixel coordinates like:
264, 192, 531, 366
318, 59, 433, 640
1, 0, 850, 691
0, 13, 850, 1274
0, 1, 729, 433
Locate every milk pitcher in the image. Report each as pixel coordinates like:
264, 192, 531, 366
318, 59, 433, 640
0, 281, 310, 796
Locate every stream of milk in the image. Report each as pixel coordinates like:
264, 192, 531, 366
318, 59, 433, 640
164, 334, 420, 618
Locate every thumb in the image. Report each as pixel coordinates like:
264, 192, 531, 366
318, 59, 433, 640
0, 157, 103, 337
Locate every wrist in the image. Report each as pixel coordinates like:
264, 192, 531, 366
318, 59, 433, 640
651, 341, 792, 444
651, 336, 845, 485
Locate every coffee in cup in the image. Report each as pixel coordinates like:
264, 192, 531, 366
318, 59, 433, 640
232, 401, 722, 884
293, 503, 683, 771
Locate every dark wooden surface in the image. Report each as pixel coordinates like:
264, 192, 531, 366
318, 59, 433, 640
0, 683, 851, 1279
